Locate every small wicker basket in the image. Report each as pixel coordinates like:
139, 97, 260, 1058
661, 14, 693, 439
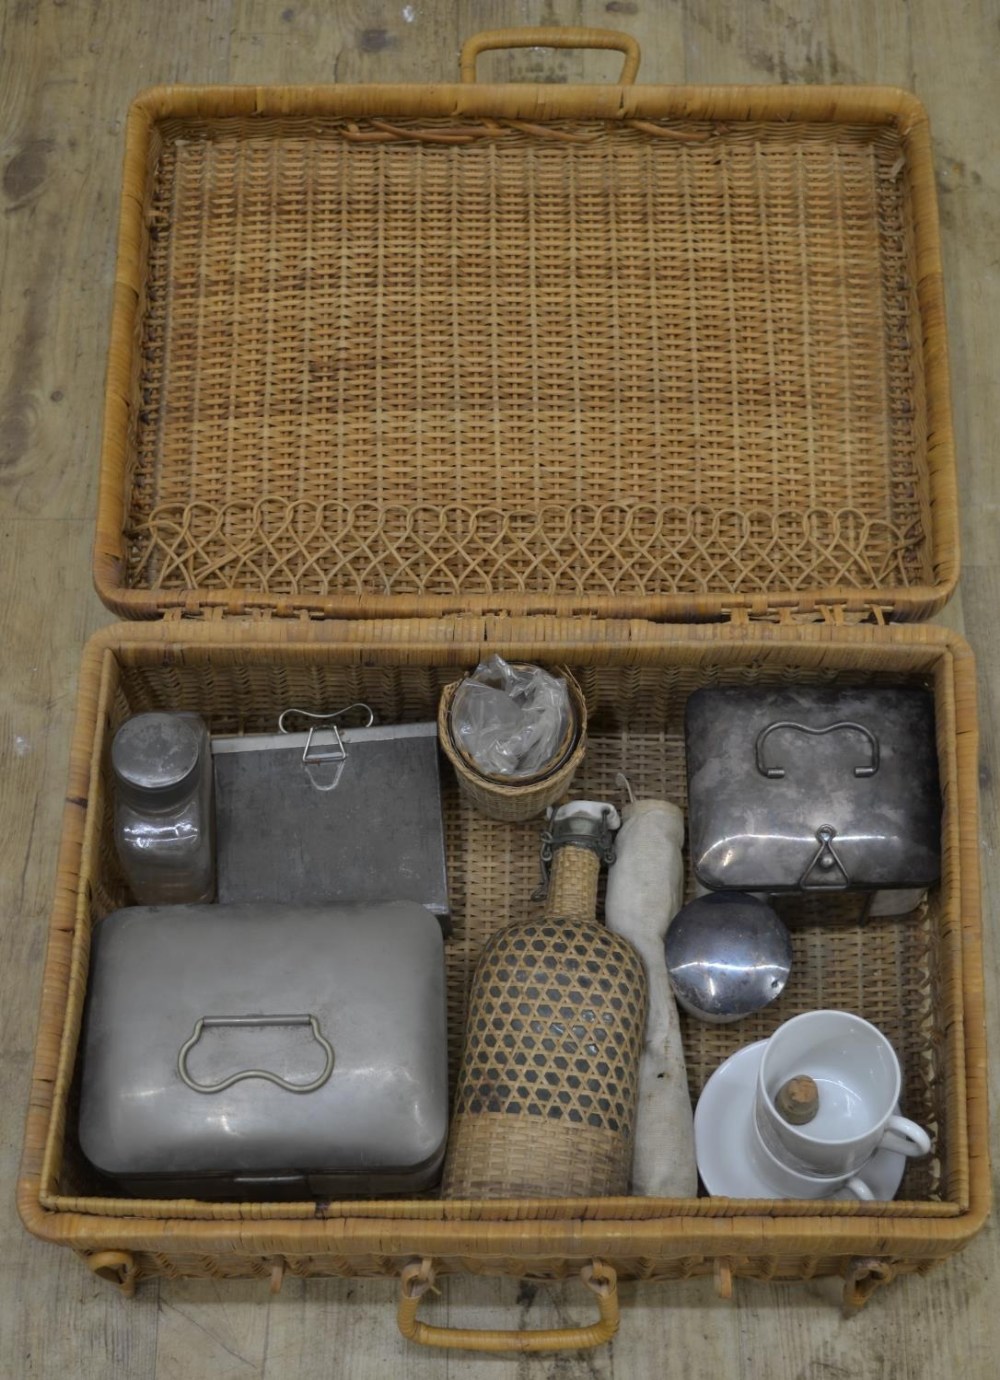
438, 666, 588, 822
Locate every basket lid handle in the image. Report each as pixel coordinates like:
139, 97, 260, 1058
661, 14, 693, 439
460, 27, 640, 84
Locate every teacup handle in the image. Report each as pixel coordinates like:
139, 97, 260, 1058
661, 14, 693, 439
844, 1175, 875, 1201
879, 1115, 931, 1158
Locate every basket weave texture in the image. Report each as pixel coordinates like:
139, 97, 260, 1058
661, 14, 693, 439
95, 82, 956, 621
19, 620, 985, 1251
16, 40, 985, 1312
444, 847, 647, 1197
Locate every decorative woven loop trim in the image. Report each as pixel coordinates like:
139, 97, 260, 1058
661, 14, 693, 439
127, 501, 925, 598
842, 1256, 899, 1315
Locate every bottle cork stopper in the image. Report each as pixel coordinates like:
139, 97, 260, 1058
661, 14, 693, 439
775, 1075, 820, 1125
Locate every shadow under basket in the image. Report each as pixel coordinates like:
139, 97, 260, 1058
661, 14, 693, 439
18, 618, 987, 1299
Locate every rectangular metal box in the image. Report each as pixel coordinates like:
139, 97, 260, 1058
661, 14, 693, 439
212, 724, 450, 919
685, 687, 941, 895
79, 901, 449, 1198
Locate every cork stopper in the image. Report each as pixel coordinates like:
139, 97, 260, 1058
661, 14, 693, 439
775, 1075, 820, 1125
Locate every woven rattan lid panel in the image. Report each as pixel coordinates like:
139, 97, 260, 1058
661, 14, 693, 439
103, 95, 954, 619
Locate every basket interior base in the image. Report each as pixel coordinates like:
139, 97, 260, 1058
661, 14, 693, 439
50, 649, 952, 1215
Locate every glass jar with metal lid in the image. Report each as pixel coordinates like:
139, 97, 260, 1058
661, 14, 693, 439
112, 711, 215, 904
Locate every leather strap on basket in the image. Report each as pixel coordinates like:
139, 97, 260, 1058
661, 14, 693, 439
460, 27, 640, 84
397, 1258, 620, 1353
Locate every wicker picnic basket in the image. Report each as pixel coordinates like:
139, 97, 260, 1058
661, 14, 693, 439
18, 27, 989, 1355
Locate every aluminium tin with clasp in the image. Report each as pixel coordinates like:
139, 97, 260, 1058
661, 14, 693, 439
685, 686, 941, 896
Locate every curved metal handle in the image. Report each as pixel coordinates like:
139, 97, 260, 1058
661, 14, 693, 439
277, 703, 375, 792
755, 720, 880, 780
277, 703, 375, 738
178, 1014, 334, 1094
398, 1259, 619, 1353
460, 28, 640, 84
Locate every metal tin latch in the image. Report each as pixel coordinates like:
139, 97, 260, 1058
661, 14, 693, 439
277, 703, 375, 791
533, 800, 621, 900
800, 824, 851, 889
754, 719, 881, 890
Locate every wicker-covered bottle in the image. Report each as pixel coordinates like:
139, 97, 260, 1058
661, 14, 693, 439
443, 803, 647, 1198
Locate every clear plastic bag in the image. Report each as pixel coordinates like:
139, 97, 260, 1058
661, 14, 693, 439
450, 657, 572, 779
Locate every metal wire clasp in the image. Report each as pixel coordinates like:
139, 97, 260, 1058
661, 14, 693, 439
532, 801, 622, 901
277, 703, 375, 791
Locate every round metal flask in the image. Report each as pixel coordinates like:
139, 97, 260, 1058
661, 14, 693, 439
665, 891, 792, 1024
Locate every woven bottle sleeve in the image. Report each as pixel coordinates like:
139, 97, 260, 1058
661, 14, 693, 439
543, 846, 601, 924
443, 839, 646, 1200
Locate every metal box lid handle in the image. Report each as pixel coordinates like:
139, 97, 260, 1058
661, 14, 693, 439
177, 1014, 335, 1095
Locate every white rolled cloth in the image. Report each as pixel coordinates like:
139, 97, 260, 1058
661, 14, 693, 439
605, 799, 697, 1197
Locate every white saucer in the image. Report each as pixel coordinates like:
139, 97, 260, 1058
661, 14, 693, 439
694, 1041, 907, 1201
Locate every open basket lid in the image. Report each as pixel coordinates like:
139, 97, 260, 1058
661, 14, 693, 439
95, 28, 957, 624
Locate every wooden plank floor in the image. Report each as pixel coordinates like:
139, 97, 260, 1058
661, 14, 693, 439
1, 1, 997, 1375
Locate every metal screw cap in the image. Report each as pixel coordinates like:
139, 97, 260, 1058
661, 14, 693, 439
112, 713, 202, 810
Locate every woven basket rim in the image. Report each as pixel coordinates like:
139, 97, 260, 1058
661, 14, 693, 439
17, 618, 988, 1261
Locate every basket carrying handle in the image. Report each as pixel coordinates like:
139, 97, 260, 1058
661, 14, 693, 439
460, 28, 640, 84
398, 1259, 619, 1353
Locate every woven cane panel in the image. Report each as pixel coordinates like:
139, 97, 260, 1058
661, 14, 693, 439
443, 919, 647, 1198
444, 1114, 636, 1200
129, 1249, 923, 1286
60, 655, 944, 1207
124, 117, 930, 602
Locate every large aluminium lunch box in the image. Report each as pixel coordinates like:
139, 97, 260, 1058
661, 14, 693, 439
18, 26, 989, 1356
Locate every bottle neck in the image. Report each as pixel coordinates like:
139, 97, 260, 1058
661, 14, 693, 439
542, 845, 601, 925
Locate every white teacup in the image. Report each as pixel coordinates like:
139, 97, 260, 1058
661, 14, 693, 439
748, 1110, 875, 1200
756, 1010, 931, 1177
